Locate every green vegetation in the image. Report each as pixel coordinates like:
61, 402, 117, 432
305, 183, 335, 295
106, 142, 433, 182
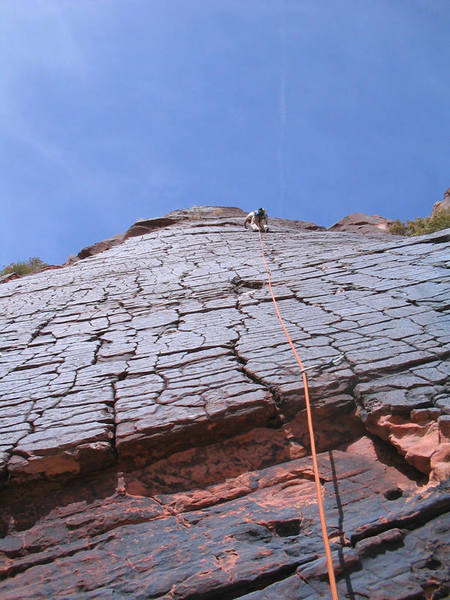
0, 257, 48, 277
390, 210, 450, 236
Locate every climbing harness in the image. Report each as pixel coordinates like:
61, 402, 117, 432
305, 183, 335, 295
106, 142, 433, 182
258, 231, 340, 600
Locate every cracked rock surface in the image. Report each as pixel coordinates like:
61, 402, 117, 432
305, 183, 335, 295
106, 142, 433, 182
0, 208, 449, 599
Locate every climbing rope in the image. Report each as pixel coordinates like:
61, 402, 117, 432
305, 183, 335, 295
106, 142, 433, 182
258, 230, 339, 600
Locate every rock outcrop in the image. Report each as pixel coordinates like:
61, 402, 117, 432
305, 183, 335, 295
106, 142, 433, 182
77, 234, 125, 260
432, 188, 450, 216
329, 212, 394, 234
0, 208, 449, 599
0, 273, 20, 284
78, 206, 324, 261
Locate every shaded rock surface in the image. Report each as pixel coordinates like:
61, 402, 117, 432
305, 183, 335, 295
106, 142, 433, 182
0, 207, 449, 599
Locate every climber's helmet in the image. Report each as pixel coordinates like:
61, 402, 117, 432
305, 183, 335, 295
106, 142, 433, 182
257, 208, 266, 217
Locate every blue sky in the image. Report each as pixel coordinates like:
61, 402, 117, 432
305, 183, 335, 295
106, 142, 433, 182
1, 0, 449, 266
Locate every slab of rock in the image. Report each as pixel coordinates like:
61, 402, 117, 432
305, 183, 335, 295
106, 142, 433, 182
0, 207, 449, 598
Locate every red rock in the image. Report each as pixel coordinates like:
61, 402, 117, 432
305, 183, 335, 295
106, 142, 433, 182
362, 411, 448, 476
329, 212, 394, 234
0, 272, 20, 283
430, 444, 450, 482
77, 233, 124, 259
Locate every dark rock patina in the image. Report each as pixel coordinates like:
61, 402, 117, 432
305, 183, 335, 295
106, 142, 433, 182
0, 208, 448, 599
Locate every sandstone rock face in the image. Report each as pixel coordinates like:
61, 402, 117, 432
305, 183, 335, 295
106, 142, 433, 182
0, 208, 449, 599
329, 212, 394, 234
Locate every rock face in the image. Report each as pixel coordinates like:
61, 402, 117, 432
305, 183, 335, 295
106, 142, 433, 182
0, 207, 449, 599
329, 212, 394, 234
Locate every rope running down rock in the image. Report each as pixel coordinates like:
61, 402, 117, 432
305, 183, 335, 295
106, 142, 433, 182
257, 229, 339, 600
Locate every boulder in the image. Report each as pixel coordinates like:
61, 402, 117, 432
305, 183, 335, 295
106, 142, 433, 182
329, 212, 393, 234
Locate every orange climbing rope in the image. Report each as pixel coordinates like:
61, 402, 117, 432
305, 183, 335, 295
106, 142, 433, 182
258, 230, 339, 600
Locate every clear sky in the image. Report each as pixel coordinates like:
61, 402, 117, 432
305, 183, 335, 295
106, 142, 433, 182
1, 0, 449, 266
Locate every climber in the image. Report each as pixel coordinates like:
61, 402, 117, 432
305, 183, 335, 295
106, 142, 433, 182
244, 208, 269, 232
